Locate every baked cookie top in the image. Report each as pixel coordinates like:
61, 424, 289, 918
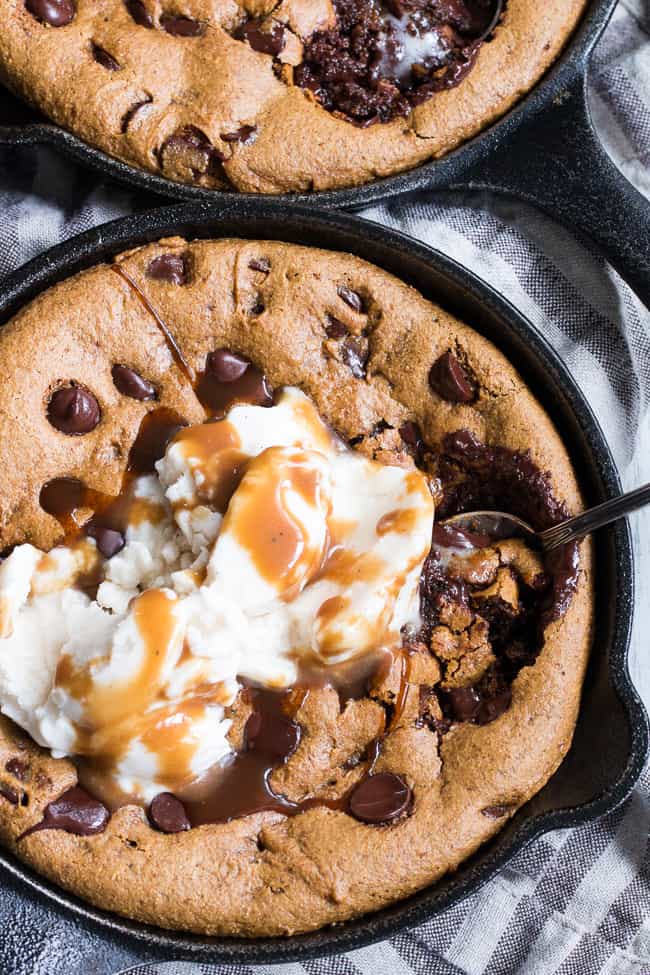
0, 238, 592, 937
0, 0, 587, 192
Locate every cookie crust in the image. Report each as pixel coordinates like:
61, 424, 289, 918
0, 238, 592, 936
0, 0, 587, 192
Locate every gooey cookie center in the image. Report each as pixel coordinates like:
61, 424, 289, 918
0, 388, 434, 802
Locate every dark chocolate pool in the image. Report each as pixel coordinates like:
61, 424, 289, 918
296, 0, 504, 124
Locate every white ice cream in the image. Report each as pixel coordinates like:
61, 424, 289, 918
0, 388, 434, 799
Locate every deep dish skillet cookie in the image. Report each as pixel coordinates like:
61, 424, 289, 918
0, 238, 592, 936
0, 0, 587, 192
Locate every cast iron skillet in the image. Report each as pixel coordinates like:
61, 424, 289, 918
1, 0, 649, 307
0, 202, 647, 966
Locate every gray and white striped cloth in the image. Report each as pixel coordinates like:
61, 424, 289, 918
0, 2, 649, 973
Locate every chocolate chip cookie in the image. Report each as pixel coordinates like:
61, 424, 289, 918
0, 237, 593, 936
0, 0, 587, 192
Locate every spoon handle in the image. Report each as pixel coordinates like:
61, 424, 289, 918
539, 482, 650, 551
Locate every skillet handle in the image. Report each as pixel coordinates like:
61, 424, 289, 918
453, 73, 650, 310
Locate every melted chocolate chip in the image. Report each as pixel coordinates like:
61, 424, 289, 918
348, 772, 411, 823
248, 258, 270, 273
338, 285, 365, 313
85, 523, 125, 559
399, 420, 424, 454
0, 783, 19, 805
47, 386, 100, 435
341, 337, 368, 379
111, 364, 157, 401
428, 350, 475, 403
475, 684, 511, 725
5, 758, 29, 782
197, 352, 273, 416
39, 477, 86, 520
481, 803, 513, 819
234, 18, 285, 56
245, 707, 301, 760
443, 685, 481, 722
91, 42, 120, 70
120, 96, 152, 133
159, 126, 225, 179
21, 786, 109, 838
221, 125, 257, 145
127, 408, 187, 476
439, 666, 513, 727
207, 349, 250, 382
160, 13, 205, 36
146, 253, 188, 285
125, 0, 153, 27
149, 793, 191, 833
25, 0, 74, 26
325, 315, 349, 339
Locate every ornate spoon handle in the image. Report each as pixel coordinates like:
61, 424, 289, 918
539, 483, 650, 551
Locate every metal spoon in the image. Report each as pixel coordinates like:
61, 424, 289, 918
441, 482, 650, 552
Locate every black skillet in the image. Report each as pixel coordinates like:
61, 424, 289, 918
0, 202, 646, 970
1, 0, 649, 308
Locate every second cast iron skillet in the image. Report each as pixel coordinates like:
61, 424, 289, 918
1, 0, 649, 307
0, 202, 646, 969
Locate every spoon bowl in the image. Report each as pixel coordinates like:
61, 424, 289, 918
442, 481, 650, 552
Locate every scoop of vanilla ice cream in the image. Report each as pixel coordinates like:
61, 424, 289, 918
0, 388, 434, 798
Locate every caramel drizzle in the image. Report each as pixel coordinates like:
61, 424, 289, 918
111, 263, 196, 386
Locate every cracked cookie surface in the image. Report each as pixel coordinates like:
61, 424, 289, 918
0, 0, 587, 192
0, 238, 592, 936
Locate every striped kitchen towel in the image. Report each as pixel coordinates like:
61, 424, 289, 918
0, 2, 648, 974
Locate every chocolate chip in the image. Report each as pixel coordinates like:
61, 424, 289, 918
5, 759, 29, 782
149, 793, 190, 833
146, 253, 188, 285
234, 19, 285, 56
91, 42, 120, 70
248, 258, 270, 273
481, 804, 513, 819
221, 125, 257, 145
245, 709, 301, 761
348, 772, 411, 824
40, 477, 86, 518
428, 351, 475, 403
22, 786, 109, 837
0, 783, 19, 805
197, 354, 273, 414
325, 315, 348, 339
111, 364, 157, 401
399, 421, 422, 449
25, 0, 74, 27
476, 686, 511, 725
338, 285, 365, 313
85, 523, 125, 559
206, 349, 250, 382
341, 337, 368, 379
159, 126, 225, 179
47, 386, 100, 435
120, 96, 152, 133
160, 13, 205, 36
250, 298, 265, 316
444, 685, 481, 722
125, 0, 153, 27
